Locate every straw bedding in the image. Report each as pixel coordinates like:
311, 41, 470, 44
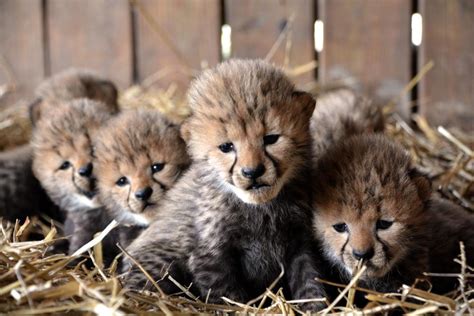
0, 77, 472, 314
0, 12, 472, 314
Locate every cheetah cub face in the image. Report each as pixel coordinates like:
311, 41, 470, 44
312, 135, 431, 280
32, 99, 112, 212
182, 60, 315, 204
94, 110, 190, 226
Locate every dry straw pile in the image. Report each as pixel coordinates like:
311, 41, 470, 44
0, 6, 473, 314
0, 71, 472, 315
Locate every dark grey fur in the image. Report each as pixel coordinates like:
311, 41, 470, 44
124, 166, 325, 307
0, 145, 60, 223
123, 60, 326, 310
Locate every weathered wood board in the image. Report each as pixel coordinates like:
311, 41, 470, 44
0, 0, 44, 105
419, 0, 474, 132
225, 0, 315, 85
319, 0, 412, 116
135, 0, 221, 92
47, 0, 133, 88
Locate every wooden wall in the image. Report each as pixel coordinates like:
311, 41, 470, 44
0, 0, 472, 131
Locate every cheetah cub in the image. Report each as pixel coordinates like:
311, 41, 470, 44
311, 134, 474, 294
31, 68, 118, 124
311, 88, 384, 161
124, 60, 326, 310
93, 109, 190, 246
0, 68, 118, 223
32, 99, 112, 255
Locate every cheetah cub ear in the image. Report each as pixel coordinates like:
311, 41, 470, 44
292, 90, 316, 119
408, 168, 432, 202
29, 98, 43, 127
180, 119, 192, 143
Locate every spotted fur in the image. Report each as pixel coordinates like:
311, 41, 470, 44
311, 88, 384, 162
123, 60, 326, 310
0, 69, 118, 224
31, 68, 118, 124
312, 134, 474, 294
94, 109, 190, 246
32, 99, 113, 255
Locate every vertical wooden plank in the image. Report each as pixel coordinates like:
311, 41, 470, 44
419, 0, 474, 132
48, 0, 132, 88
225, 0, 315, 85
319, 0, 412, 116
135, 0, 220, 92
0, 0, 44, 102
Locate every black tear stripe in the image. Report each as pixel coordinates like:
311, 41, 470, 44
340, 234, 350, 266
72, 169, 87, 194
152, 178, 167, 191
264, 149, 281, 178
126, 184, 133, 211
86, 132, 94, 158
375, 234, 391, 262
228, 153, 237, 185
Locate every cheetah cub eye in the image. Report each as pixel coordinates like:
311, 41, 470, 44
151, 163, 165, 174
218, 142, 234, 153
376, 219, 393, 230
116, 176, 129, 186
263, 134, 280, 145
333, 223, 348, 233
59, 161, 71, 170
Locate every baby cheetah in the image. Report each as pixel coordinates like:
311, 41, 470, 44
93, 109, 190, 246
31, 68, 118, 124
123, 60, 326, 310
32, 99, 113, 255
311, 134, 474, 295
311, 88, 384, 161
0, 68, 119, 224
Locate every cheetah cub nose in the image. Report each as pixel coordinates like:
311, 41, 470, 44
135, 187, 153, 201
352, 248, 375, 261
78, 163, 93, 177
241, 164, 265, 179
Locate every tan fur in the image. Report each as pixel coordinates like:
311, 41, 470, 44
94, 109, 190, 227
123, 60, 325, 309
311, 88, 384, 161
1, 69, 119, 223
183, 59, 315, 204
31, 68, 118, 125
32, 99, 111, 212
311, 134, 473, 293
313, 135, 426, 280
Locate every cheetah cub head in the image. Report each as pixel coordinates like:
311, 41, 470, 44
31, 68, 118, 125
94, 110, 190, 226
182, 59, 315, 204
311, 135, 431, 280
32, 99, 112, 212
